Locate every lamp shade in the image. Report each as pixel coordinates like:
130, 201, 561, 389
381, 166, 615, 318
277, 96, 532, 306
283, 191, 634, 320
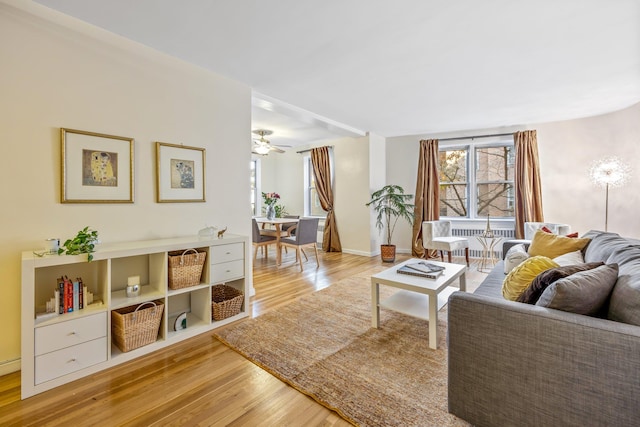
589, 156, 630, 188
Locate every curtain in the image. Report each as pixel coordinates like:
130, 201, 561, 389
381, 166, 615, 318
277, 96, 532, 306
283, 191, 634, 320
412, 139, 440, 257
311, 146, 342, 252
514, 130, 544, 239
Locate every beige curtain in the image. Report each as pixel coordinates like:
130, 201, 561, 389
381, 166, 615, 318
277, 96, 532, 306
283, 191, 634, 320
311, 147, 342, 252
412, 139, 440, 257
514, 130, 544, 239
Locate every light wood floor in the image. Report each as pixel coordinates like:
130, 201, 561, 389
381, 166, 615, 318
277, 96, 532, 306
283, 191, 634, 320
0, 249, 480, 426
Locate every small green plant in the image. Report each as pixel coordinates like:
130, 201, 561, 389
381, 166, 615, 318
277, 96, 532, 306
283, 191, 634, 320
274, 204, 289, 218
58, 226, 99, 262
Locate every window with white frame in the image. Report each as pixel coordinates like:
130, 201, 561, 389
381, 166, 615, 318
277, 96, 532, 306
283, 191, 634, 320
304, 156, 327, 217
439, 143, 515, 219
250, 159, 258, 216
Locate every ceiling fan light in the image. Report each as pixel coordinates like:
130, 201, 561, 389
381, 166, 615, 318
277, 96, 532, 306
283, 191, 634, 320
254, 145, 270, 155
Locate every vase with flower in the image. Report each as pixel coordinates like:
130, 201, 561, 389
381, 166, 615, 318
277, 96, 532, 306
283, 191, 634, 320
262, 192, 280, 220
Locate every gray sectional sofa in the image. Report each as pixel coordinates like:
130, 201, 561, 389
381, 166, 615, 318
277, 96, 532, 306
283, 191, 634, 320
447, 230, 640, 427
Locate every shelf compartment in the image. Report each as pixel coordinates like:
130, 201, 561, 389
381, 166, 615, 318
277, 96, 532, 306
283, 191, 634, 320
167, 287, 210, 336
111, 285, 166, 311
34, 260, 108, 320
110, 253, 166, 301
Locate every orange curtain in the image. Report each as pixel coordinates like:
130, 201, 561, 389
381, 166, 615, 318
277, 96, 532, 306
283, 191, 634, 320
514, 130, 544, 239
412, 139, 440, 257
311, 147, 342, 252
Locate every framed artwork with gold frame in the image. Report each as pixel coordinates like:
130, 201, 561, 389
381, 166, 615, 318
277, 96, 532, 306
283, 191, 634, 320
155, 142, 206, 203
60, 128, 134, 203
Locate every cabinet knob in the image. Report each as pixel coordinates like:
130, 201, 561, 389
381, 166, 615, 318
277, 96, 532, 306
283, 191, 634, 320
69, 331, 76, 335
69, 358, 76, 363
226, 252, 231, 255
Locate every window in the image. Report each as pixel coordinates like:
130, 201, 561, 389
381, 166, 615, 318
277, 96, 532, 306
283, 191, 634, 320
250, 159, 258, 216
439, 143, 514, 219
304, 156, 326, 217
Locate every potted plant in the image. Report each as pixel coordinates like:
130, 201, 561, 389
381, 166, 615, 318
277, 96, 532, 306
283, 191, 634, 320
58, 226, 99, 262
366, 185, 415, 262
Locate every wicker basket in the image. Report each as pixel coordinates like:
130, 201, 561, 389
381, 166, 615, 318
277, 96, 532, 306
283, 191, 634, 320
168, 248, 206, 289
112, 300, 164, 352
211, 285, 244, 321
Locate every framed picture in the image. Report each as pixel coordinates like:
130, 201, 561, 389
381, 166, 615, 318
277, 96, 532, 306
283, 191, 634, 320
156, 142, 206, 203
61, 128, 134, 203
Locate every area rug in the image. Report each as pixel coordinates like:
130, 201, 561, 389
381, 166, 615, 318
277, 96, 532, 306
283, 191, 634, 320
214, 269, 471, 427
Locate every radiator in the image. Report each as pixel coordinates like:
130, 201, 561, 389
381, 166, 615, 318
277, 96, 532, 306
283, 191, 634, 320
451, 227, 515, 258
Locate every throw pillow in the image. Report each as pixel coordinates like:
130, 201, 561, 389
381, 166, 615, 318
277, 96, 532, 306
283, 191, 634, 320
528, 230, 590, 259
535, 263, 619, 316
606, 246, 640, 326
502, 256, 559, 301
517, 262, 604, 304
504, 244, 529, 274
541, 226, 578, 238
553, 250, 585, 266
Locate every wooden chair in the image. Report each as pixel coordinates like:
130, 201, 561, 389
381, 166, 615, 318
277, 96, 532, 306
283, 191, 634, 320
279, 217, 320, 271
252, 218, 277, 261
422, 220, 469, 266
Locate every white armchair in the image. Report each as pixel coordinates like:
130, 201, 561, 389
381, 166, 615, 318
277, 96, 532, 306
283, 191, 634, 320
524, 222, 572, 240
422, 220, 469, 266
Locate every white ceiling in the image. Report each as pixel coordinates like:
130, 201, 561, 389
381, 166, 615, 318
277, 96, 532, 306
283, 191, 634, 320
33, 0, 640, 147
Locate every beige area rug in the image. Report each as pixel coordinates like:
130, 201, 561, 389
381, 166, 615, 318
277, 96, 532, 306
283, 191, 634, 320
214, 268, 474, 427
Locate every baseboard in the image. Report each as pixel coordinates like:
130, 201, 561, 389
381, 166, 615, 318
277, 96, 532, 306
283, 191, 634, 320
341, 248, 376, 257
0, 358, 20, 376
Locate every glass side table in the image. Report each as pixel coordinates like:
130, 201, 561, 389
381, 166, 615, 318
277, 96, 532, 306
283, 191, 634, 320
476, 234, 502, 273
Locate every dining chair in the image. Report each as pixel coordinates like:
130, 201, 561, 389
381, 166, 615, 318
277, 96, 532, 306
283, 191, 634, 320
252, 218, 277, 261
279, 217, 320, 271
422, 220, 469, 266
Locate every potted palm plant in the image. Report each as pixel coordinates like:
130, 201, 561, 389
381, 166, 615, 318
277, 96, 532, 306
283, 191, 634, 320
366, 184, 415, 262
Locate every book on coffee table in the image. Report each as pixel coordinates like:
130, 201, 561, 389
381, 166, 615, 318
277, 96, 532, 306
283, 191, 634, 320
396, 263, 444, 279
404, 261, 445, 274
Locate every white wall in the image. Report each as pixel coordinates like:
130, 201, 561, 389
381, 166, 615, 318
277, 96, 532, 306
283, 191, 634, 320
387, 103, 640, 250
0, 2, 252, 372
537, 103, 640, 237
259, 135, 375, 255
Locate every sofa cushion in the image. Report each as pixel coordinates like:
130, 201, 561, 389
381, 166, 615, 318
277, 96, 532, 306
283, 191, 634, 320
528, 230, 590, 259
553, 250, 585, 266
607, 246, 640, 325
581, 230, 630, 263
502, 256, 559, 301
536, 263, 619, 316
517, 262, 604, 304
504, 244, 529, 274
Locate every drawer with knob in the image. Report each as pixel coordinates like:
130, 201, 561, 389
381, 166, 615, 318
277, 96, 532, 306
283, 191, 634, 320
210, 243, 243, 264
34, 312, 107, 356
210, 260, 244, 283
34, 337, 108, 384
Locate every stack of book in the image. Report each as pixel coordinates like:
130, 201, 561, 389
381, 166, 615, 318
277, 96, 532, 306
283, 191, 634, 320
397, 261, 445, 279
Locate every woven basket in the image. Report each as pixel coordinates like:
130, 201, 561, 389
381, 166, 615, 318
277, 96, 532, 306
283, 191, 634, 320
211, 285, 244, 321
112, 300, 164, 352
168, 248, 206, 289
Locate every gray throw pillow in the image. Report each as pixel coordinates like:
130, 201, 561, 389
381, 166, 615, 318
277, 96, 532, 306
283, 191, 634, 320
606, 246, 640, 325
535, 263, 619, 316
517, 262, 604, 304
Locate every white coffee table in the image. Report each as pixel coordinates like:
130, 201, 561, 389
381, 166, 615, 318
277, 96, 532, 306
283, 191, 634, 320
371, 258, 467, 349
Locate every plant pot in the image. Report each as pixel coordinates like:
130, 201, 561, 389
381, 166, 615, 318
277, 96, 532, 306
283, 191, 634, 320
380, 244, 396, 262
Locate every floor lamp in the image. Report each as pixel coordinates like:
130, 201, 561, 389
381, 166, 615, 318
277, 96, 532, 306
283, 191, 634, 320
589, 156, 631, 232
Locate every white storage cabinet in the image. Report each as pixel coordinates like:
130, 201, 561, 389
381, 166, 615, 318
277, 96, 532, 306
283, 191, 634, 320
21, 234, 250, 399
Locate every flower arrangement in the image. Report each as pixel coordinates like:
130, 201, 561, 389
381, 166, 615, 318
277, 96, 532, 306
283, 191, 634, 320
262, 192, 280, 206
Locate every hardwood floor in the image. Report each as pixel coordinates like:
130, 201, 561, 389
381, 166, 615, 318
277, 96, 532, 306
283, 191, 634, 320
0, 249, 419, 427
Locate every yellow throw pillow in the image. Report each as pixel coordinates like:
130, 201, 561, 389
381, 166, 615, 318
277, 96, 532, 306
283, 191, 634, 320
527, 230, 590, 259
502, 256, 559, 301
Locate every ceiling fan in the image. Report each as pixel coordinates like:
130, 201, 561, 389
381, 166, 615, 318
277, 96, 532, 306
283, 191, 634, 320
252, 129, 290, 155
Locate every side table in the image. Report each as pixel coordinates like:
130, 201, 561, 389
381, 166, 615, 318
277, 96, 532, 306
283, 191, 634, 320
476, 235, 502, 272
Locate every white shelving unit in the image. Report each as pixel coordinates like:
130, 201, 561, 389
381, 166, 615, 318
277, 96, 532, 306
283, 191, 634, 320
21, 234, 250, 399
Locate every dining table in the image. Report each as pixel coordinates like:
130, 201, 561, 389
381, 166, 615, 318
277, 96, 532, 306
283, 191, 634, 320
254, 217, 299, 266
